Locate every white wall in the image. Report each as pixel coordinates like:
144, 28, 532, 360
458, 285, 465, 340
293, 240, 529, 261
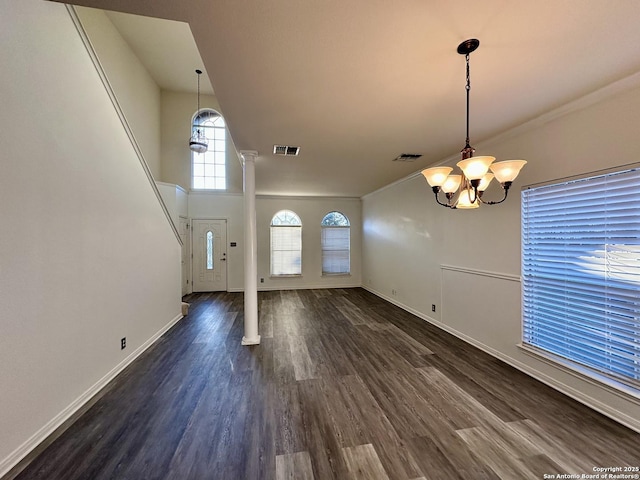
156, 181, 188, 227
257, 196, 362, 290
362, 177, 444, 313
161, 91, 243, 192
176, 185, 188, 217
362, 79, 640, 431
188, 193, 362, 291
76, 6, 162, 180
0, 1, 182, 474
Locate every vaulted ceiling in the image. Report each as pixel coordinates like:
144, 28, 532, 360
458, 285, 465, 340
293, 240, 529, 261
55, 0, 640, 197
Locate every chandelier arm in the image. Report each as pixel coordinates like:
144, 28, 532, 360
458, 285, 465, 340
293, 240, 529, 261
469, 185, 478, 204
464, 177, 480, 204
432, 187, 454, 208
478, 182, 512, 205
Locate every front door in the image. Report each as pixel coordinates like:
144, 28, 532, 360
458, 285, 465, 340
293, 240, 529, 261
192, 219, 227, 292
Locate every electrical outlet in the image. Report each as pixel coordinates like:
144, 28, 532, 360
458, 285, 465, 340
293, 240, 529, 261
392, 289, 397, 296
432, 304, 436, 312
121, 337, 126, 350
260, 278, 264, 283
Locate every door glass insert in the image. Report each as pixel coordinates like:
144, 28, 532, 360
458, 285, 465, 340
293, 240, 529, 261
206, 231, 214, 270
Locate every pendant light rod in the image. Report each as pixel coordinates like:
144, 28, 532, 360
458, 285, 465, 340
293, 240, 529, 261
465, 53, 470, 150
195, 69, 202, 114
457, 39, 479, 160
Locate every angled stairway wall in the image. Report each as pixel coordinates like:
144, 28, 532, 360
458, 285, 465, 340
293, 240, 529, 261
0, 1, 182, 475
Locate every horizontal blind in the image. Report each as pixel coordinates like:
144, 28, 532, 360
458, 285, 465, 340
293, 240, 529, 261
270, 226, 302, 275
521, 167, 640, 391
322, 226, 350, 274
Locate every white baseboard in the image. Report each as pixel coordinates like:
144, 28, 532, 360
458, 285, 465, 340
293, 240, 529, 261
0, 312, 184, 478
227, 283, 361, 293
362, 286, 640, 434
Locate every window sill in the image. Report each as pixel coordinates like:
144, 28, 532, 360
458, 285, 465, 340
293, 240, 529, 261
270, 274, 302, 278
190, 188, 228, 193
322, 273, 351, 277
518, 343, 640, 405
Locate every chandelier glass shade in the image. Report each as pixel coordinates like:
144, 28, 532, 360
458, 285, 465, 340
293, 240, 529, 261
421, 39, 526, 209
189, 132, 208, 153
189, 69, 208, 153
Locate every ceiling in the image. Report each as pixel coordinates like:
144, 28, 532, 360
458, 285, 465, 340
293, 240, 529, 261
58, 0, 640, 197
104, 11, 214, 95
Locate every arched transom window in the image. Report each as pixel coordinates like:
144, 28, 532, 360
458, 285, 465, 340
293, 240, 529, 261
321, 211, 350, 275
270, 210, 302, 276
192, 110, 226, 190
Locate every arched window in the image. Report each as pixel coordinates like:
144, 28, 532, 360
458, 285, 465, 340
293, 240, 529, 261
192, 110, 226, 190
321, 211, 350, 275
270, 210, 302, 276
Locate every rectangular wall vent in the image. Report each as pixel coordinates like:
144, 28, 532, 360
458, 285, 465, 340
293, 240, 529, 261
273, 145, 300, 156
393, 153, 422, 162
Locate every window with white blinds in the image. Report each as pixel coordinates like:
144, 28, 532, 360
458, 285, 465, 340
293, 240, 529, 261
521, 167, 640, 392
321, 212, 350, 275
270, 210, 302, 276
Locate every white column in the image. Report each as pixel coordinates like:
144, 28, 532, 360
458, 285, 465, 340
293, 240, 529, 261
240, 151, 260, 345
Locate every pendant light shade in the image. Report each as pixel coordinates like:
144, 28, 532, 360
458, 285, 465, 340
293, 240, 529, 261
477, 173, 494, 192
420, 39, 526, 209
189, 138, 208, 153
442, 175, 462, 194
456, 187, 479, 209
189, 69, 208, 153
457, 156, 495, 181
489, 160, 527, 184
189, 136, 208, 153
421, 167, 453, 187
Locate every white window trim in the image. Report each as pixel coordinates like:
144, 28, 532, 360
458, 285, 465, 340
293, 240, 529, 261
270, 210, 302, 276
321, 212, 351, 275
191, 109, 227, 191
518, 343, 640, 405
521, 166, 640, 398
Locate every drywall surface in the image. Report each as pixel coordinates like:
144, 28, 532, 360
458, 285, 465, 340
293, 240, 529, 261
76, 6, 162, 179
0, 1, 181, 473
157, 182, 188, 227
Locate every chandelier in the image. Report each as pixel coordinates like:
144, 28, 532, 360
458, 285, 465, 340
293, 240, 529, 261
189, 69, 208, 153
421, 39, 526, 209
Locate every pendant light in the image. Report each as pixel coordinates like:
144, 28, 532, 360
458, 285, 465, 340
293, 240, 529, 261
189, 69, 208, 154
421, 39, 526, 209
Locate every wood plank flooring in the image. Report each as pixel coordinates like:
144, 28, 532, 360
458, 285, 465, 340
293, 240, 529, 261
10, 288, 640, 480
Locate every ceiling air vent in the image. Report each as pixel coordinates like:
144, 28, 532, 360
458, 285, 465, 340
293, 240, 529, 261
393, 153, 423, 162
273, 145, 300, 156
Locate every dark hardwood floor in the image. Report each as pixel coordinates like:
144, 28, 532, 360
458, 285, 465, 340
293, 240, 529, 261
10, 288, 640, 479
